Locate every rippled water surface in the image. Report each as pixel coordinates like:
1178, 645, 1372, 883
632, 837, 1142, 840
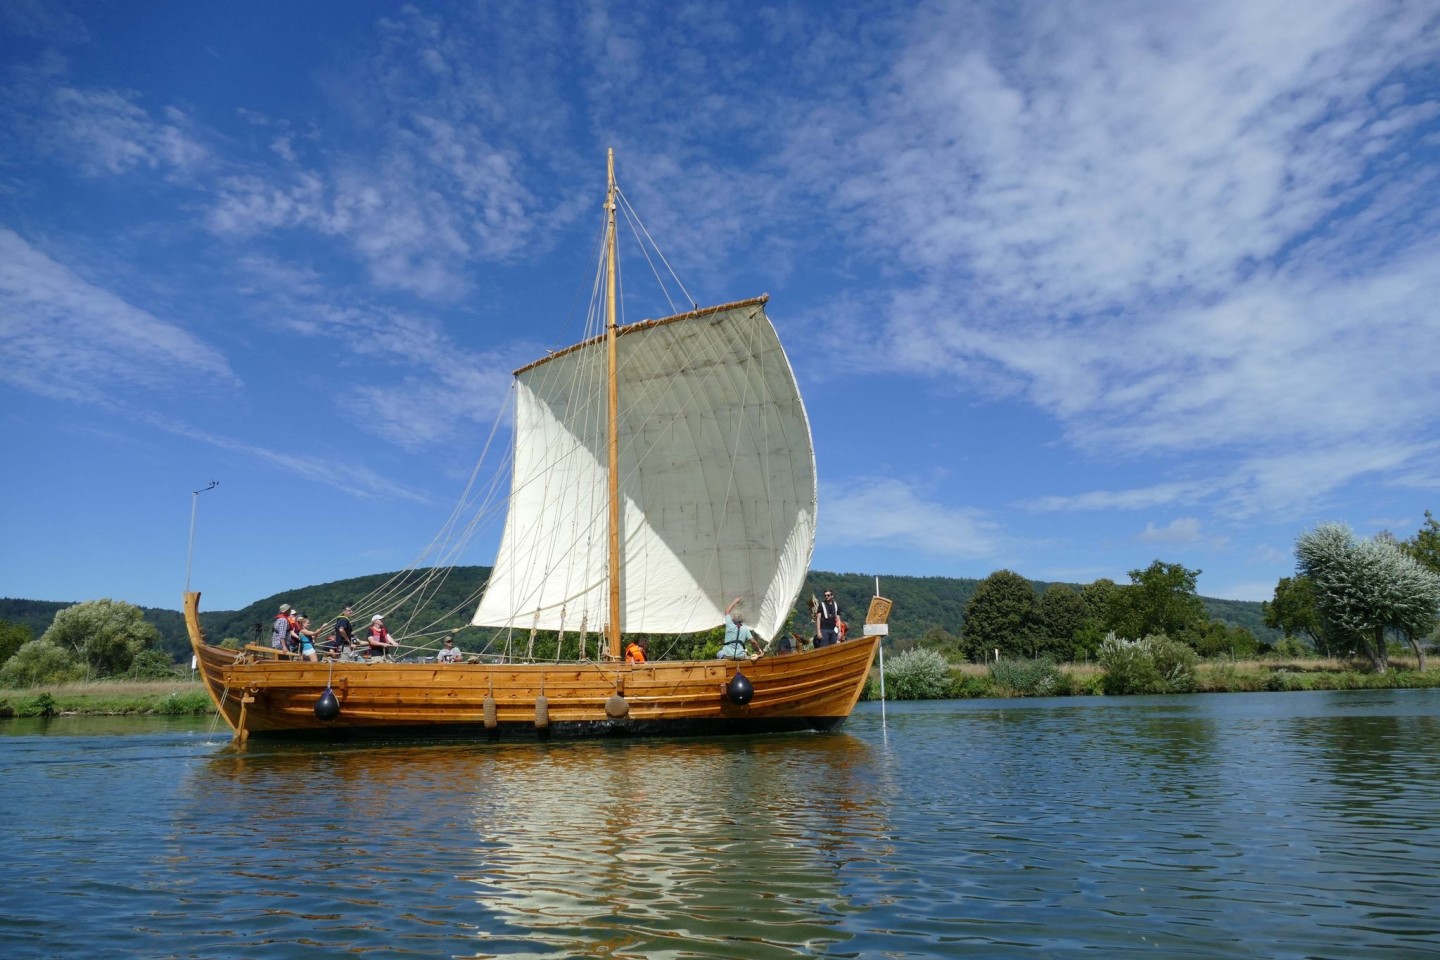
4, 691, 1440, 958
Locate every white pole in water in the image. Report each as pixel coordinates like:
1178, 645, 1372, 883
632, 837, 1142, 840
875, 575, 887, 724
185, 481, 219, 593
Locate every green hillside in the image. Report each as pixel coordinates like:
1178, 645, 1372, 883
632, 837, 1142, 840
4, 567, 1278, 663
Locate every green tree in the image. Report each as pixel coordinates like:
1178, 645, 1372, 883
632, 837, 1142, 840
961, 570, 1038, 660
1071, 578, 1121, 661
1295, 523, 1440, 673
917, 625, 963, 661
0, 619, 34, 666
1112, 560, 1207, 642
40, 599, 160, 678
1262, 576, 1327, 653
1037, 584, 1087, 659
1401, 511, 1440, 576
1080, 578, 1119, 625
1185, 620, 1260, 658
0, 640, 83, 687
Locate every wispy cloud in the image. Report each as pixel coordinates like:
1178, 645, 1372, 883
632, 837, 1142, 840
807, 0, 1440, 518
0, 228, 236, 403
144, 415, 435, 505
228, 257, 519, 451
40, 87, 208, 178
1138, 517, 1203, 545
821, 475, 1003, 559
1026, 481, 1208, 513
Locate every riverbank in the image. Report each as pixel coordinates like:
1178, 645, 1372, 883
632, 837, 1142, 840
5, 657, 1439, 719
0, 679, 212, 718
903, 656, 1440, 699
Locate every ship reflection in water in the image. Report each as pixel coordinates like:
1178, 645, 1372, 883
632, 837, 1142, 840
190, 730, 891, 958
14, 694, 1440, 958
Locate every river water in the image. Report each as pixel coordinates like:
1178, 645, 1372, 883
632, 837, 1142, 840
3, 690, 1439, 959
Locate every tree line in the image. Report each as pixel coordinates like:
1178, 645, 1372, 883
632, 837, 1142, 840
920, 559, 1264, 665
9, 512, 1435, 688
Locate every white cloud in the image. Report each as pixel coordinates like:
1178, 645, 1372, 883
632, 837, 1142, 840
42, 87, 208, 177
1138, 517, 1203, 544
0, 229, 236, 403
228, 257, 519, 451
820, 475, 1003, 559
1026, 481, 1207, 513
807, 0, 1440, 520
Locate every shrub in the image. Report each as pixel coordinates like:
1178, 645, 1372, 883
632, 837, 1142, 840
884, 648, 954, 700
1098, 632, 1197, 695
951, 672, 995, 698
153, 690, 213, 715
7, 692, 61, 718
989, 658, 1068, 697
126, 649, 178, 680
0, 641, 83, 687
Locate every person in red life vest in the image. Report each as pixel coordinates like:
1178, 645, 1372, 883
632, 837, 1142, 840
365, 614, 397, 661
625, 638, 648, 663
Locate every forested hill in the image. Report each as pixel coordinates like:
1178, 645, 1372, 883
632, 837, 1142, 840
2, 569, 1276, 664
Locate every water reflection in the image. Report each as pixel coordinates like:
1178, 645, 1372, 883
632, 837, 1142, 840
183, 733, 891, 958
9, 692, 1440, 958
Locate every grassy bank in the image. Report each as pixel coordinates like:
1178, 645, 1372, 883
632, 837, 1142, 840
0, 679, 212, 718
863, 656, 1440, 700
5, 659, 1440, 719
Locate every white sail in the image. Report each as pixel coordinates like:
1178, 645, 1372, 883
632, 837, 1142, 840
473, 297, 815, 645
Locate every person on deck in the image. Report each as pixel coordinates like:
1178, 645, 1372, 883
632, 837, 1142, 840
366, 615, 397, 661
295, 615, 319, 662
326, 604, 355, 657
285, 607, 302, 654
815, 590, 843, 648
625, 638, 648, 664
436, 636, 463, 663
717, 597, 763, 659
271, 604, 292, 652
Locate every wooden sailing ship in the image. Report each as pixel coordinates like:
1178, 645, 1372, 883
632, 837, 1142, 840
185, 151, 889, 741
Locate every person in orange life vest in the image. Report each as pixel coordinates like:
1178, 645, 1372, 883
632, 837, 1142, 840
366, 614, 397, 660
285, 607, 302, 654
271, 603, 292, 651
625, 638, 648, 663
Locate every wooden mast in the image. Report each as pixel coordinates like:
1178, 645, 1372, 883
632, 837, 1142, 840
604, 148, 622, 661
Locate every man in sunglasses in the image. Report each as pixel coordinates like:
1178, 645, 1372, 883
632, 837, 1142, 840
815, 589, 843, 648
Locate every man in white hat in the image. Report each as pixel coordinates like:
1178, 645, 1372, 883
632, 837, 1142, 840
365, 614, 397, 661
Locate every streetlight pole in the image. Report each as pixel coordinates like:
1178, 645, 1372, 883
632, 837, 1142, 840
185, 481, 219, 594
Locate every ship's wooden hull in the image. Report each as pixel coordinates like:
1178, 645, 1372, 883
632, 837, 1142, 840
185, 593, 878, 741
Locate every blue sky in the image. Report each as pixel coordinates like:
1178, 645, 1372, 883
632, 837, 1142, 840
3, 0, 1439, 613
